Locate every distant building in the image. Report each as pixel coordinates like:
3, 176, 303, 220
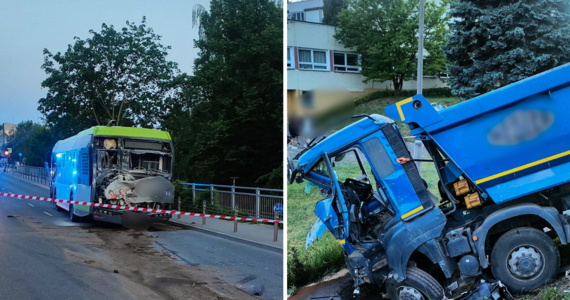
1, 123, 16, 146
288, 0, 324, 23
286, 1, 449, 103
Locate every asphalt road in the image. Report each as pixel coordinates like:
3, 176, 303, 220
0, 173, 283, 300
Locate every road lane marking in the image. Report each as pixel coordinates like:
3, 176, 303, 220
43, 212, 53, 216
28, 203, 34, 207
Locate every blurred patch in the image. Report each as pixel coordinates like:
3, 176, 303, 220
488, 110, 554, 146
288, 89, 354, 140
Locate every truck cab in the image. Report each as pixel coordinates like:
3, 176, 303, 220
291, 115, 453, 299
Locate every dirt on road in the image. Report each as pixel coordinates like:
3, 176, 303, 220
288, 269, 384, 300
20, 217, 257, 300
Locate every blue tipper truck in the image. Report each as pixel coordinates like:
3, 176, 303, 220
288, 63, 570, 300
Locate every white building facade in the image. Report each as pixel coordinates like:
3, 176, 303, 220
287, 1, 449, 101
287, 0, 324, 23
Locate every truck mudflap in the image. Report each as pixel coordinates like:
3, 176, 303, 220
461, 281, 512, 300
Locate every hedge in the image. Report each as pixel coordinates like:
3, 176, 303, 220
354, 87, 452, 106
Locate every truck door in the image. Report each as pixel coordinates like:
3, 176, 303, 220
360, 124, 437, 220
305, 154, 354, 254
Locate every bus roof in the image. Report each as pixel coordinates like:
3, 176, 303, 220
53, 126, 171, 153
78, 126, 171, 140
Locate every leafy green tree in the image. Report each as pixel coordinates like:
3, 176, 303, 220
444, 0, 570, 99
39, 17, 180, 137
335, 0, 449, 96
322, 0, 348, 26
5, 121, 58, 167
167, 0, 283, 188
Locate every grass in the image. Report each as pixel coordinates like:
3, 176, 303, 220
287, 95, 462, 293
517, 280, 570, 300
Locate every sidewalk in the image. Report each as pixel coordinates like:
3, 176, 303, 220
5, 171, 283, 249
172, 214, 283, 249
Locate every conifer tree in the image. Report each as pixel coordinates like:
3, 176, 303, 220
444, 0, 570, 99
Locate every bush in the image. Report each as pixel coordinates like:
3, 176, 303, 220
354, 87, 453, 106
172, 180, 250, 217
287, 245, 345, 293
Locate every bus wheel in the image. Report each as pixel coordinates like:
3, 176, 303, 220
54, 202, 64, 211
386, 266, 444, 300
491, 227, 559, 294
69, 192, 81, 223
52, 189, 63, 211
69, 204, 81, 222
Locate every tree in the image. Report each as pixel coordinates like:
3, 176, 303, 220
167, 0, 283, 188
335, 0, 449, 96
444, 0, 570, 100
322, 0, 348, 26
39, 17, 180, 137
5, 121, 58, 167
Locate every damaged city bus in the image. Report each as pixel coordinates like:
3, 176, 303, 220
48, 126, 174, 227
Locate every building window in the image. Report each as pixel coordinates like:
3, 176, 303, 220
298, 48, 329, 71
290, 11, 304, 21
287, 47, 294, 69
333, 52, 360, 72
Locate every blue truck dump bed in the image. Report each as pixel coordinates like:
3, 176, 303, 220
386, 62, 570, 204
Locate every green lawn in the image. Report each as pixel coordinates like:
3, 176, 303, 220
287, 95, 462, 293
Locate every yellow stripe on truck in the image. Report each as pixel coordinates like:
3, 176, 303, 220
475, 149, 570, 184
396, 98, 414, 121
401, 205, 423, 219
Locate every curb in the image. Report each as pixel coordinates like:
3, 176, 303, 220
166, 220, 283, 254
2, 172, 49, 189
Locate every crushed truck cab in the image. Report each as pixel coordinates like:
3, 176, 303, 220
290, 63, 570, 299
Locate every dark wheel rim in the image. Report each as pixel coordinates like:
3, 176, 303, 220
398, 286, 425, 300
506, 245, 545, 281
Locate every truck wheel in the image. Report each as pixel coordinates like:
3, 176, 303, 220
491, 227, 559, 293
386, 266, 444, 300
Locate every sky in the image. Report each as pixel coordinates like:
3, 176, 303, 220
0, 0, 209, 125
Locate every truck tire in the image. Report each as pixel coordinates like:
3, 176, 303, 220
491, 227, 559, 294
386, 266, 444, 300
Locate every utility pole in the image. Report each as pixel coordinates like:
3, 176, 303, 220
417, 0, 426, 95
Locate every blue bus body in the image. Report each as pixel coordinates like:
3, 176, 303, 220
50, 126, 175, 225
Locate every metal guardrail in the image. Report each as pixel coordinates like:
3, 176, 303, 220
4, 165, 50, 186
179, 183, 283, 220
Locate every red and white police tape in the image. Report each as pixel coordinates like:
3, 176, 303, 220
0, 192, 283, 224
